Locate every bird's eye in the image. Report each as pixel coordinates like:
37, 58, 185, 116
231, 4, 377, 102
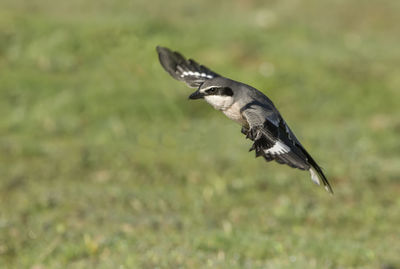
207, 87, 218, 94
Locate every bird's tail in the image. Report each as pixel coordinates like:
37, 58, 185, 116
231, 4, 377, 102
302, 150, 333, 194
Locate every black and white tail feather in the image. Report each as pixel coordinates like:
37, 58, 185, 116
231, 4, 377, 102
157, 46, 219, 88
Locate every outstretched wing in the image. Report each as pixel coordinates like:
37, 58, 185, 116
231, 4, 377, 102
242, 103, 333, 193
157, 46, 220, 88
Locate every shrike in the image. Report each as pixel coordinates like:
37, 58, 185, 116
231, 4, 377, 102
157, 46, 333, 193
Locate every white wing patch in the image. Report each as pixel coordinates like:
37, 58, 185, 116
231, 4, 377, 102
309, 168, 321, 185
264, 141, 290, 155
181, 71, 213, 79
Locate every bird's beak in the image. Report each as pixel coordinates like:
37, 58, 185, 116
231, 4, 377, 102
188, 89, 204, 100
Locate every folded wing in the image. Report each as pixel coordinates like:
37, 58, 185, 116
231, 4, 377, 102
242, 103, 333, 193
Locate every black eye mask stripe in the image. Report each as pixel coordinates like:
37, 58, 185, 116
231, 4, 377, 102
220, 87, 233, 96
205, 87, 233, 96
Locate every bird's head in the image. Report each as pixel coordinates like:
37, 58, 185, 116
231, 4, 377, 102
188, 78, 235, 110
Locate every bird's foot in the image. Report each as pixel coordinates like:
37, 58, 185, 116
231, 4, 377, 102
246, 127, 262, 141
248, 139, 264, 157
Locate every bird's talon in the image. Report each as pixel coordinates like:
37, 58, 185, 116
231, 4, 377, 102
249, 144, 256, 152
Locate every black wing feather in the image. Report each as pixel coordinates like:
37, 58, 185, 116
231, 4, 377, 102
156, 46, 219, 88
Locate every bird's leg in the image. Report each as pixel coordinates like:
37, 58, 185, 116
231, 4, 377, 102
246, 126, 264, 154
246, 126, 262, 141
249, 135, 264, 157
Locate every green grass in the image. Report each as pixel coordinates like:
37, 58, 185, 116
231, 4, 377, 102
1, 0, 400, 268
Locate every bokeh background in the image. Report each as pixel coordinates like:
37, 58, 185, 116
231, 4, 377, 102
1, 0, 399, 268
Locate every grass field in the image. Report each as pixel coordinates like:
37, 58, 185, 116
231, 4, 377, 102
1, 0, 400, 268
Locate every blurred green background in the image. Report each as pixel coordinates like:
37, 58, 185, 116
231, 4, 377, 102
1, 0, 399, 268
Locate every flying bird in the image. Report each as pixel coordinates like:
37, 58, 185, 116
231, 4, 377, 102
156, 46, 333, 193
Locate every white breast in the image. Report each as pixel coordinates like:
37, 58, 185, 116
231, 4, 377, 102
222, 102, 247, 125
203, 95, 247, 125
